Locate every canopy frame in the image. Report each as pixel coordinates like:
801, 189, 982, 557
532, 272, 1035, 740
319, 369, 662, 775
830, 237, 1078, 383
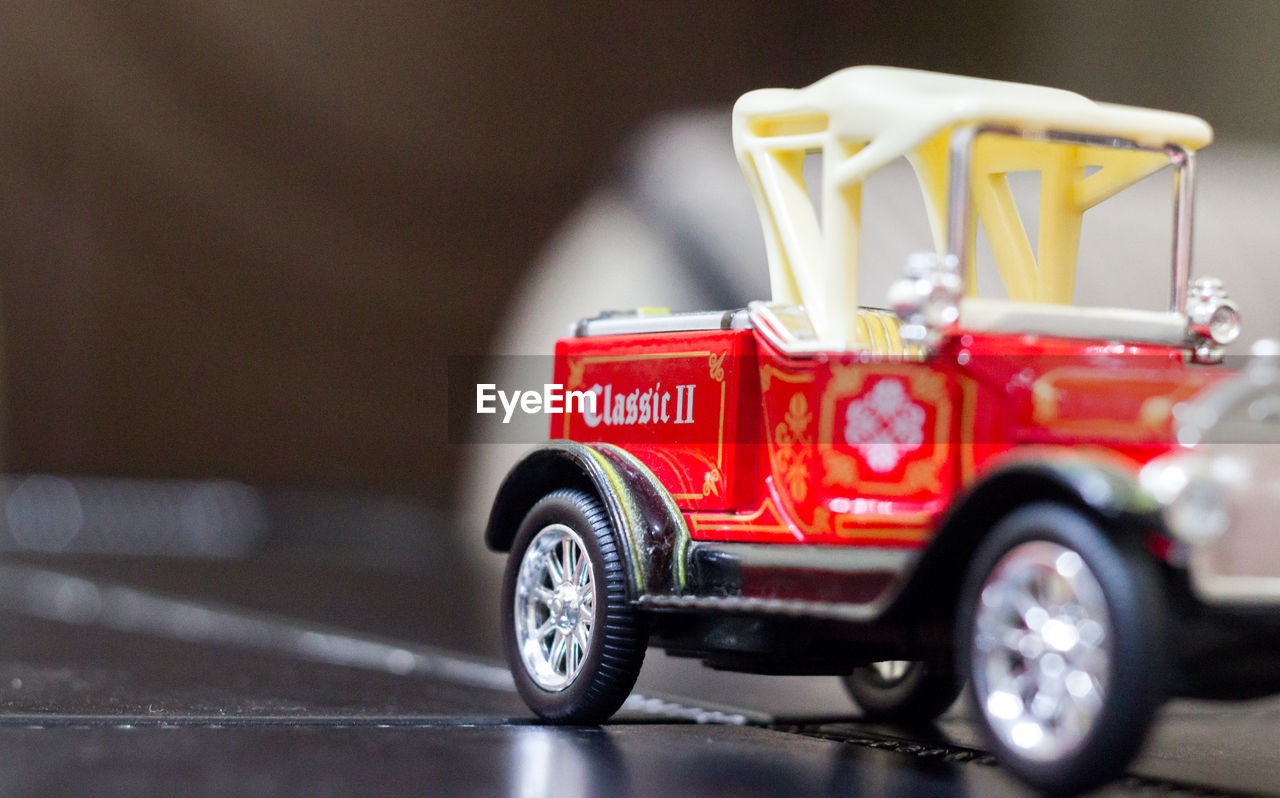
733, 67, 1212, 349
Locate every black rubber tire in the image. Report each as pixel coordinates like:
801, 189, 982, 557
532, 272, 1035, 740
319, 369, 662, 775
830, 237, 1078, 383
956, 503, 1166, 795
841, 659, 962, 723
501, 488, 647, 723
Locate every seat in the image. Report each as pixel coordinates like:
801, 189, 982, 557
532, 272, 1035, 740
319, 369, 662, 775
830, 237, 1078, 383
854, 308, 919, 357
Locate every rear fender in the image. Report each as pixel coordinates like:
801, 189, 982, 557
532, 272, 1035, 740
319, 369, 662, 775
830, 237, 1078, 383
484, 441, 690, 599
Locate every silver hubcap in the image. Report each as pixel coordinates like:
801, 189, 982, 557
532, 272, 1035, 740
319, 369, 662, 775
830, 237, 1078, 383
869, 660, 913, 684
971, 541, 1111, 762
514, 523, 596, 691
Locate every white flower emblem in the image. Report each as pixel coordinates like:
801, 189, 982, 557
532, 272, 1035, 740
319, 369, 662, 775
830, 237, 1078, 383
843, 379, 925, 473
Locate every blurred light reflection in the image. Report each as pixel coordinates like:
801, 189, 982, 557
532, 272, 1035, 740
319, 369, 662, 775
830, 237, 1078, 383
0, 475, 265, 556
509, 728, 627, 798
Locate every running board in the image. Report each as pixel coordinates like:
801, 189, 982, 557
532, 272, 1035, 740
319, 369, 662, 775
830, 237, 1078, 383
636, 594, 878, 623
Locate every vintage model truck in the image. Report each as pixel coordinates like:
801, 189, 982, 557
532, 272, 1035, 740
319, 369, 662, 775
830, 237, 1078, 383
485, 67, 1276, 792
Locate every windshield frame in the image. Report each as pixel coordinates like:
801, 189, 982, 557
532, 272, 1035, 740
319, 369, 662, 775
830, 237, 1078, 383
946, 124, 1196, 315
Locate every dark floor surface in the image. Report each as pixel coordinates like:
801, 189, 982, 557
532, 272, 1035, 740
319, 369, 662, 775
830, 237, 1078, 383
0, 550, 1276, 797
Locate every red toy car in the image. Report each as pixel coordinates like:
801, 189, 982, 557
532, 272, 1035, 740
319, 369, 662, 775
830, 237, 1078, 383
485, 67, 1273, 793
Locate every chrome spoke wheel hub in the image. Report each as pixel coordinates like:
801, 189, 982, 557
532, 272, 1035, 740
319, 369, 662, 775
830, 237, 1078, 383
514, 523, 596, 691
869, 660, 913, 685
971, 541, 1111, 762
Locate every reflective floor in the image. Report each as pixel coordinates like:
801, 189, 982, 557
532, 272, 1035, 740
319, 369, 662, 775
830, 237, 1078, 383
0, 546, 1277, 796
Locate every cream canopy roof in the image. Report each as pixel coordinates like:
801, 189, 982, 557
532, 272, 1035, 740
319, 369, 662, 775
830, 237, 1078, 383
735, 66, 1211, 159
732, 66, 1213, 346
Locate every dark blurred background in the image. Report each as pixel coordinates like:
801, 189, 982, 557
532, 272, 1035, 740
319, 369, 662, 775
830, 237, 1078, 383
3, 1, 1276, 510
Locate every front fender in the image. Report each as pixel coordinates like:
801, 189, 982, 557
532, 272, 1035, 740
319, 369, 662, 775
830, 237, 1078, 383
962, 456, 1162, 522
888, 454, 1162, 622
485, 441, 690, 599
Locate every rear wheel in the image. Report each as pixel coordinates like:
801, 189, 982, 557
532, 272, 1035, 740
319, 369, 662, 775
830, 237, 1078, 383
957, 503, 1165, 794
502, 488, 647, 723
841, 659, 961, 722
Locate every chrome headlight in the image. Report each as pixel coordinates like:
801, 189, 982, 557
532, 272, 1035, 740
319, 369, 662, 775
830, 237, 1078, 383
1206, 303, 1242, 345
1186, 277, 1241, 359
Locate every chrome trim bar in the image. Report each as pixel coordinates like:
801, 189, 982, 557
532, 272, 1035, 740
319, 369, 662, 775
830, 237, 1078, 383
1169, 144, 1195, 313
575, 309, 751, 337
746, 301, 842, 357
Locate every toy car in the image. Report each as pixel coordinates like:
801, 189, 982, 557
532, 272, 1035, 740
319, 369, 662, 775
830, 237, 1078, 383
485, 66, 1276, 792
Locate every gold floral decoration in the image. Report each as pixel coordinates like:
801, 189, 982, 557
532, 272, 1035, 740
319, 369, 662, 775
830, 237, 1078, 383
709, 352, 726, 382
774, 392, 812, 502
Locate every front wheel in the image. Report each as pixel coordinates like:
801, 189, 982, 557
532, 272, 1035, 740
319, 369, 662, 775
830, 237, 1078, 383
957, 503, 1166, 794
841, 659, 961, 722
502, 488, 647, 723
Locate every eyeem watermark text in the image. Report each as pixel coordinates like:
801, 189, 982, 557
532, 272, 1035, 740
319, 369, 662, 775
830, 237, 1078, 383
476, 384, 597, 424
